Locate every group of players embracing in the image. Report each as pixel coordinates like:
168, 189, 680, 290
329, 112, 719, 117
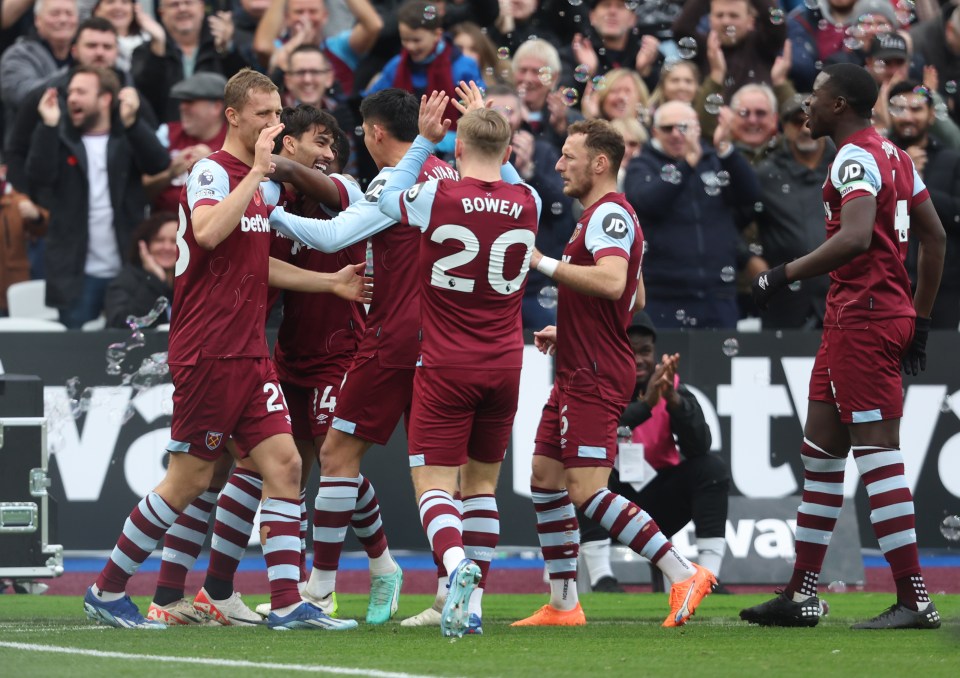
83, 62, 945, 636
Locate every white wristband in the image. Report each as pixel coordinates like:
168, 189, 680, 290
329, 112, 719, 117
537, 256, 559, 278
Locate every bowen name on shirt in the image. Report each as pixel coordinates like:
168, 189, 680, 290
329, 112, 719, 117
461, 197, 524, 219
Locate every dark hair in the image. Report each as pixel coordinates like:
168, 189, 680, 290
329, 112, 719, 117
359, 88, 419, 142
75, 16, 119, 40
289, 43, 326, 63
275, 104, 341, 152
821, 63, 879, 119
450, 22, 501, 80
130, 211, 178, 264
331, 128, 351, 173
70, 64, 121, 100
397, 0, 442, 30
888, 79, 932, 106
567, 119, 625, 176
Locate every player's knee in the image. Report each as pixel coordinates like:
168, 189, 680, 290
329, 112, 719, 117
565, 479, 599, 509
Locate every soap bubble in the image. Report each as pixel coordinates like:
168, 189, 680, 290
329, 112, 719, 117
550, 202, 563, 215
722, 338, 739, 357
497, 46, 510, 60
423, 4, 437, 20
770, 8, 785, 25
677, 37, 697, 60
574, 64, 590, 83
941, 514, 960, 541
560, 87, 579, 107
660, 164, 681, 184
720, 266, 736, 283
827, 581, 847, 593
538, 286, 559, 309
705, 93, 724, 114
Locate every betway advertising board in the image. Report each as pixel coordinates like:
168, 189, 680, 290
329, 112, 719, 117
1, 330, 957, 583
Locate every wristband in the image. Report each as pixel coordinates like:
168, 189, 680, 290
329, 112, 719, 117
537, 256, 559, 278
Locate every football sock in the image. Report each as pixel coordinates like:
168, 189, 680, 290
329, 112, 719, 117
531, 486, 579, 611
205, 468, 262, 599
468, 587, 484, 617
418, 489, 465, 576
96, 492, 178, 594
435, 575, 447, 601
786, 439, 846, 600
462, 494, 499, 590
351, 474, 390, 564
695, 537, 727, 578
154, 486, 220, 605
299, 489, 308, 582
853, 445, 928, 611
581, 539, 615, 587
581, 488, 695, 583
261, 497, 303, 610
310, 476, 361, 598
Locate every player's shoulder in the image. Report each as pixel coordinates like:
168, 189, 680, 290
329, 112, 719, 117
588, 196, 634, 225
420, 157, 459, 182
831, 142, 882, 191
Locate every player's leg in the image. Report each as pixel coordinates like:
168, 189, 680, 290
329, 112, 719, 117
400, 493, 461, 628
351, 469, 402, 624
84, 451, 214, 629
305, 359, 405, 616
148, 453, 233, 625
513, 386, 585, 626
849, 417, 939, 629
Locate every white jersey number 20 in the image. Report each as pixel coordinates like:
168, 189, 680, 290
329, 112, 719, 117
429, 225, 536, 295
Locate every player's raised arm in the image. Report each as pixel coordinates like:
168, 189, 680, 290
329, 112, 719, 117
268, 257, 373, 303
269, 154, 343, 210
192, 123, 284, 250
378, 90, 450, 223
270, 190, 395, 253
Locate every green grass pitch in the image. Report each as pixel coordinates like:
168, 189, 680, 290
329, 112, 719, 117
1, 593, 957, 677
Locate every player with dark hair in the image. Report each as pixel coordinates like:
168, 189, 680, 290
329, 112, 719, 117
743, 63, 946, 630
83, 69, 371, 631
513, 118, 716, 629
267, 88, 457, 627
377, 84, 541, 637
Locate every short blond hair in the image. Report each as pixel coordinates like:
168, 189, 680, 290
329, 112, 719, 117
456, 108, 512, 159
224, 68, 277, 112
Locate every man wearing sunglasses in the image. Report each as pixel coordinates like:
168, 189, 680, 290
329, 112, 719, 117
624, 100, 762, 329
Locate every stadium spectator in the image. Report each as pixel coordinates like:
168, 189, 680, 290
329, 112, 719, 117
131, 0, 250, 123
252, 0, 382, 95
488, 0, 575, 54
786, 0, 858, 92
102, 211, 176, 329
228, 0, 272, 72
0, 150, 48, 311
92, 0, 158, 72
887, 80, 960, 328
365, 0, 484, 153
487, 83, 575, 329
624, 100, 762, 329
450, 21, 509, 83
825, 0, 924, 82
577, 311, 730, 593
566, 0, 663, 93
673, 0, 787, 101
696, 27, 796, 141
4, 16, 133, 195
583, 68, 651, 124
909, 0, 960, 123
753, 94, 834, 329
144, 71, 227, 213
0, 0, 79, 141
610, 116, 647, 190
648, 59, 700, 109
25, 66, 169, 328
511, 38, 582, 151
727, 82, 780, 164
743, 62, 945, 631
515, 118, 715, 629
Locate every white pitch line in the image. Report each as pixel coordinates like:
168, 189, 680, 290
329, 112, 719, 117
0, 642, 461, 678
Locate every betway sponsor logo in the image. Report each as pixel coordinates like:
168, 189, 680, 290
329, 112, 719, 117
240, 214, 270, 233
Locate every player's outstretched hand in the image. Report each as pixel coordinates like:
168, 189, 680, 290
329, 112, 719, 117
253, 123, 284, 177
419, 90, 452, 143
452, 80, 487, 115
901, 316, 931, 376
751, 263, 788, 309
332, 262, 373, 304
533, 325, 557, 356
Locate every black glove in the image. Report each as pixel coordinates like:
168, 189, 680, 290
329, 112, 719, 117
751, 264, 788, 309
901, 316, 931, 376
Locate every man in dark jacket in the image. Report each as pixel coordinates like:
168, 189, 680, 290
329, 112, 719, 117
754, 94, 835, 328
131, 0, 250, 123
26, 65, 169, 328
908, 1, 960, 125
576, 311, 730, 592
624, 100, 762, 328
888, 80, 960, 328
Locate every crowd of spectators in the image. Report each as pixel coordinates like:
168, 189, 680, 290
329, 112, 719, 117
1, 0, 958, 329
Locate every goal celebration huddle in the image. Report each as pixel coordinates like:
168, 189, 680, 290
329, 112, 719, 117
83, 64, 945, 636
